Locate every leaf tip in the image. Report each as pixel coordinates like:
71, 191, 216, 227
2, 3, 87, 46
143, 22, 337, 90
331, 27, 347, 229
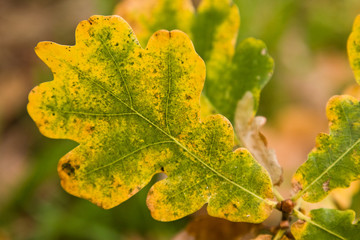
34, 41, 54, 57
353, 14, 360, 31
326, 95, 357, 123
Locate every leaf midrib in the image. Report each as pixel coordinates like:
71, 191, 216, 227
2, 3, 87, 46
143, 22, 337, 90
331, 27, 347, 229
308, 220, 346, 240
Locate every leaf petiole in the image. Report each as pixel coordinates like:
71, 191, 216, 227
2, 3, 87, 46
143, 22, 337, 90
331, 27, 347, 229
273, 188, 284, 202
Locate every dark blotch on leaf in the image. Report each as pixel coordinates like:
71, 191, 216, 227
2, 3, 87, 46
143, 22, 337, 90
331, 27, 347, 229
62, 162, 75, 176
86, 125, 95, 133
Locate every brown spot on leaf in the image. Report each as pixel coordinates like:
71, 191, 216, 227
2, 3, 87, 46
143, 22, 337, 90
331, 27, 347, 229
62, 162, 75, 176
322, 179, 330, 192
292, 180, 303, 193
85, 125, 95, 133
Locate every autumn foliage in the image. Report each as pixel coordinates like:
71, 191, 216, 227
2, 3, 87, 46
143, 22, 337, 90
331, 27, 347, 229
26, 0, 360, 239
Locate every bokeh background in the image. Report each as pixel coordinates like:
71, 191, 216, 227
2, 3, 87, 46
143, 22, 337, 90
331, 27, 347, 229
1, 0, 360, 239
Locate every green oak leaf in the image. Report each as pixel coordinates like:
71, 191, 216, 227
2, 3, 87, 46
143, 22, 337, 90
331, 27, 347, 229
190, 0, 239, 64
115, 0, 274, 122
204, 37, 273, 122
28, 15, 275, 222
292, 95, 360, 202
292, 209, 360, 240
348, 14, 360, 85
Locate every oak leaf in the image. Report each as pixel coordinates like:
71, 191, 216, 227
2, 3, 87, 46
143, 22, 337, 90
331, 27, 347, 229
292, 16, 360, 202
28, 16, 275, 222
292, 95, 360, 202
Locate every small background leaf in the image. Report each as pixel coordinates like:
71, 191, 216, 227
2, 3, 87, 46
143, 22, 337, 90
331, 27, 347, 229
348, 15, 360, 85
204, 37, 273, 122
235, 92, 282, 185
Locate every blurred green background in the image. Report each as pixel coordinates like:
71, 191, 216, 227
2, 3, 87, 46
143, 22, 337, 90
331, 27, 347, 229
1, 0, 360, 239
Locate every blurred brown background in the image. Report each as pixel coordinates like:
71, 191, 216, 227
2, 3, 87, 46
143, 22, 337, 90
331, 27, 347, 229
1, 0, 360, 239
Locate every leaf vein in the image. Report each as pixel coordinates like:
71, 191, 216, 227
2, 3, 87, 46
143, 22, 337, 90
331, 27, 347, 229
166, 174, 216, 200
85, 140, 174, 175
165, 48, 172, 134
98, 31, 133, 107
61, 111, 136, 117
295, 209, 346, 240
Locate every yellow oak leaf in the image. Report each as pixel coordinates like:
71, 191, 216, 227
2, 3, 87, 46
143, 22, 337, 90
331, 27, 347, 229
28, 16, 275, 222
